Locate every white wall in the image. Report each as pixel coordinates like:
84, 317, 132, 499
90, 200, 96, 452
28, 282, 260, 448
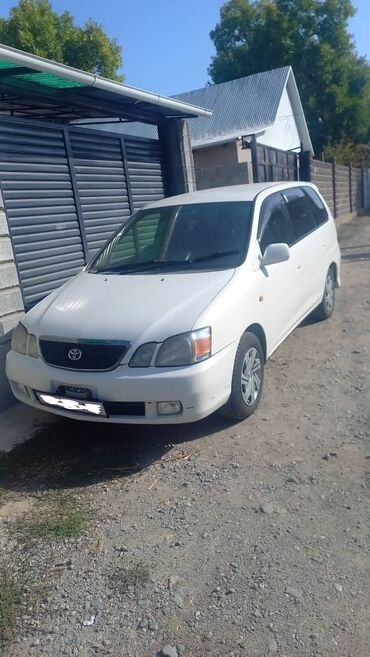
257, 86, 301, 152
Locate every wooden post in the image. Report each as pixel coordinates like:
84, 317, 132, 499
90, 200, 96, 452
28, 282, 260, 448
293, 152, 299, 181
332, 158, 337, 219
299, 150, 311, 181
361, 164, 366, 209
349, 162, 353, 213
251, 134, 259, 183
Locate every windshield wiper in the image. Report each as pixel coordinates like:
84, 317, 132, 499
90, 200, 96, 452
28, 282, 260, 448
93, 251, 240, 275
94, 260, 192, 275
190, 250, 240, 263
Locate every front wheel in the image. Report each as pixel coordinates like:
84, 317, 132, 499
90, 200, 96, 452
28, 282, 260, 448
220, 332, 264, 421
314, 267, 335, 321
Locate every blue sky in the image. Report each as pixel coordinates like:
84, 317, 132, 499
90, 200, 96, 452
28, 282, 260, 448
0, 0, 369, 95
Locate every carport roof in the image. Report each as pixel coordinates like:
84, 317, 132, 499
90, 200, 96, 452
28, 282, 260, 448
0, 44, 212, 124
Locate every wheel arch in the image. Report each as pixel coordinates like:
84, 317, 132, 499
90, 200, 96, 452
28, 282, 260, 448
244, 323, 267, 362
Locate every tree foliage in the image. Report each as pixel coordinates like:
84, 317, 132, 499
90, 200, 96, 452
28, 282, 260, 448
209, 0, 370, 156
0, 0, 123, 81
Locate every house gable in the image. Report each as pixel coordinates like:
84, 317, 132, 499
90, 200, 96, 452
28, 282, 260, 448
257, 85, 301, 152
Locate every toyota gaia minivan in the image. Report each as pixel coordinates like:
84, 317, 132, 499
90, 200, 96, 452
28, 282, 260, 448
7, 182, 340, 424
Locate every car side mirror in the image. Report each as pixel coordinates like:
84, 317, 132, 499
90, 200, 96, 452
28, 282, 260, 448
260, 243, 290, 267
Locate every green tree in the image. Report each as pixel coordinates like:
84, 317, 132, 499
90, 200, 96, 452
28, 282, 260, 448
0, 0, 123, 81
209, 0, 370, 155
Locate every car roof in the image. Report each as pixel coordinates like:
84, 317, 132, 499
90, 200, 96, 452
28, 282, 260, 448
146, 181, 315, 208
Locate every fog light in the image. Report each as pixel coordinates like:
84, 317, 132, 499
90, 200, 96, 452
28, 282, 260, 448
157, 401, 182, 416
11, 381, 30, 398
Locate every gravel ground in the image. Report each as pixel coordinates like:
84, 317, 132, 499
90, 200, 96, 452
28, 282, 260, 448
0, 216, 369, 657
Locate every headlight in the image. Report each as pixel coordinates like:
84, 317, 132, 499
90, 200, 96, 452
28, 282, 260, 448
28, 334, 40, 359
11, 322, 28, 355
129, 342, 157, 367
11, 322, 39, 358
155, 327, 211, 367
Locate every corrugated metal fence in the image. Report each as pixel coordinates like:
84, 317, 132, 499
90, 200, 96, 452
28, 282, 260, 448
0, 117, 165, 308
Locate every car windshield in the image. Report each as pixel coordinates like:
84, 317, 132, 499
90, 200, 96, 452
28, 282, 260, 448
89, 201, 253, 274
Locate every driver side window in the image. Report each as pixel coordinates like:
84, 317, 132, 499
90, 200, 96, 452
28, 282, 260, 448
259, 193, 295, 255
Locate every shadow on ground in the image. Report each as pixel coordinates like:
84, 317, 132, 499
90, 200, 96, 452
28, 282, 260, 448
341, 251, 370, 262
341, 237, 370, 261
0, 413, 232, 494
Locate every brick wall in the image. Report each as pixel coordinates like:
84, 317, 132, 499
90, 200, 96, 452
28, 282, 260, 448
195, 162, 250, 190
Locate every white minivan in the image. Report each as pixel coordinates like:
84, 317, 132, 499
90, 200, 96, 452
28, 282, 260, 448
6, 182, 340, 424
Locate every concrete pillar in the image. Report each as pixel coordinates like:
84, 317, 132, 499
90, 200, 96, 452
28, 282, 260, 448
0, 190, 24, 411
158, 119, 196, 196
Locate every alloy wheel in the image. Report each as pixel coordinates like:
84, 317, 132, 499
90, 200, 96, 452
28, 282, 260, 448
241, 347, 262, 405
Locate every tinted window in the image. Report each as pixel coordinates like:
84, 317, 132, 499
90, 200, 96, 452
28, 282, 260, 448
259, 193, 295, 253
304, 187, 329, 227
90, 201, 253, 274
284, 188, 316, 241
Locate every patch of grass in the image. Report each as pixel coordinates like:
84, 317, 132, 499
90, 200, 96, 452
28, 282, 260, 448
15, 492, 90, 542
111, 562, 151, 594
0, 571, 20, 642
24, 510, 87, 540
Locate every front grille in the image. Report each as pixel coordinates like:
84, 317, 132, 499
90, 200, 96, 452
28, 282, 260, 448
39, 339, 129, 371
104, 401, 145, 417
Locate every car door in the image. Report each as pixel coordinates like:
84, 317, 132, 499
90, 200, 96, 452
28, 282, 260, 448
303, 185, 334, 293
282, 187, 323, 316
257, 191, 303, 352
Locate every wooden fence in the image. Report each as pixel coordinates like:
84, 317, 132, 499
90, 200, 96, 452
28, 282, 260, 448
300, 153, 369, 219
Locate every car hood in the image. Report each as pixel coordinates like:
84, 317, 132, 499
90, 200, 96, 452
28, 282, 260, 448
25, 269, 235, 345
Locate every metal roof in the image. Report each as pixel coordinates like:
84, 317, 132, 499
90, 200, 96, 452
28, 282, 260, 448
94, 66, 313, 153
173, 67, 290, 147
0, 44, 212, 124
93, 68, 288, 141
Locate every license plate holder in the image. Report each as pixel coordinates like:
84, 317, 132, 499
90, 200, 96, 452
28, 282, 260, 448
56, 385, 92, 400
36, 392, 106, 417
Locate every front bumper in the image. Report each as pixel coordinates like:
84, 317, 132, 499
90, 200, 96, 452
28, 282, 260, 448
6, 343, 236, 424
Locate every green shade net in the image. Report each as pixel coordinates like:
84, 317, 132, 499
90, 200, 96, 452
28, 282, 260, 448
0, 58, 86, 89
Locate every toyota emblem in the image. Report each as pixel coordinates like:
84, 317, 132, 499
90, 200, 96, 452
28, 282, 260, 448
68, 348, 82, 361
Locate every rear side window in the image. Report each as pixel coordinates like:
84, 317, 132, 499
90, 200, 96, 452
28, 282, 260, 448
259, 192, 295, 253
303, 187, 329, 227
283, 188, 316, 242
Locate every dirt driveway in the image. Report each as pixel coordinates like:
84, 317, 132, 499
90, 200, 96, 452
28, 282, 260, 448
0, 216, 369, 657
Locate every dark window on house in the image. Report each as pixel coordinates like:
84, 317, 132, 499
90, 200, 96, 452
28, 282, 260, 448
303, 187, 329, 227
283, 188, 316, 241
259, 193, 295, 254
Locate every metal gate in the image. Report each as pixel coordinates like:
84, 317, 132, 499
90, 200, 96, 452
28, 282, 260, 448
0, 117, 165, 308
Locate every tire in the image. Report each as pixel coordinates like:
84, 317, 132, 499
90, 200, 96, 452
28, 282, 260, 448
314, 266, 335, 321
220, 332, 264, 421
